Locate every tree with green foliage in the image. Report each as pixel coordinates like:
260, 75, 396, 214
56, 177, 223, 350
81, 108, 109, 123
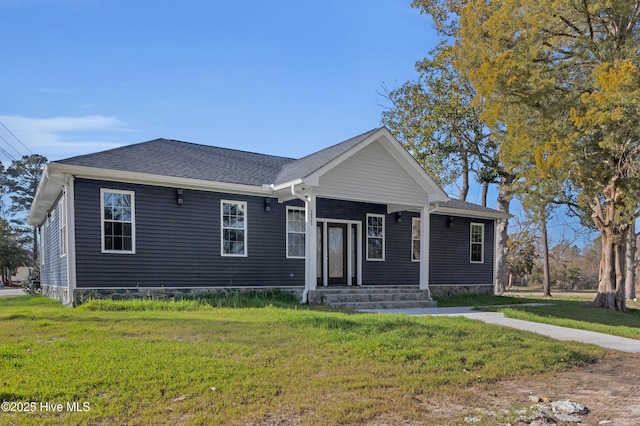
506, 228, 537, 288
6, 154, 48, 261
382, 44, 480, 201
0, 218, 30, 286
455, 0, 640, 311
382, 0, 516, 294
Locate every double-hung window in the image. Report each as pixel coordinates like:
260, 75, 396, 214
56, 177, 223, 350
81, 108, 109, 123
101, 189, 135, 253
470, 223, 484, 263
287, 207, 306, 258
366, 214, 385, 261
221, 200, 247, 256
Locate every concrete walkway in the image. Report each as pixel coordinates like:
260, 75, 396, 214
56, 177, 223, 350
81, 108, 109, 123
0, 287, 25, 298
359, 306, 640, 353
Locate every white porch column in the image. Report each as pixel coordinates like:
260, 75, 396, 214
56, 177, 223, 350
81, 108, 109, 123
305, 194, 317, 292
419, 205, 431, 296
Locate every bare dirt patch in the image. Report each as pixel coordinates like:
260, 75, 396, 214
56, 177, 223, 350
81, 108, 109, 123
408, 351, 640, 425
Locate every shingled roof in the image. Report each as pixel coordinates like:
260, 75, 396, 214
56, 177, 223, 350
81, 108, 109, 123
31, 128, 507, 225
275, 128, 380, 185
57, 139, 297, 186
56, 128, 384, 187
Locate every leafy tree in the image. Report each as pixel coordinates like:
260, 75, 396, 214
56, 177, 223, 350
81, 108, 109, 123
455, 0, 640, 311
0, 218, 30, 286
506, 228, 537, 287
6, 154, 48, 261
381, 0, 515, 293
381, 44, 480, 201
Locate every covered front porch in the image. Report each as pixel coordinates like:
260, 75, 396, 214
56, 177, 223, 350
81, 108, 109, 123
270, 128, 449, 303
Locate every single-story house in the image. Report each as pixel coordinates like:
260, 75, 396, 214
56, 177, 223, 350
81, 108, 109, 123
28, 127, 509, 306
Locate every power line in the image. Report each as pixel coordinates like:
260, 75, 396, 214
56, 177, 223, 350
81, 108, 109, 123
0, 120, 33, 155
0, 142, 16, 162
0, 132, 23, 158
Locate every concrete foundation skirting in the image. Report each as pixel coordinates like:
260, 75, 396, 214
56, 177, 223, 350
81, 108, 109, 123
71, 287, 304, 306
429, 284, 493, 298
41, 284, 72, 306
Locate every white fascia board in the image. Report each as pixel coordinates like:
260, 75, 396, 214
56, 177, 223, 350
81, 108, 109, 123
47, 163, 274, 197
51, 163, 271, 196
269, 179, 304, 192
432, 206, 512, 220
28, 164, 67, 226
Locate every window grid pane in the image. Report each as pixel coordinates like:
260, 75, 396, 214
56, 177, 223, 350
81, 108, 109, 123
470, 224, 484, 263
102, 190, 134, 253
287, 207, 306, 258
412, 218, 421, 262
366, 214, 384, 260
222, 201, 247, 255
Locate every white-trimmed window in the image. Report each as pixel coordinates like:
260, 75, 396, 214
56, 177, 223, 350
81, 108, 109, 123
221, 200, 247, 256
470, 223, 484, 263
59, 194, 67, 257
411, 217, 420, 262
101, 189, 135, 253
366, 213, 385, 261
287, 207, 306, 258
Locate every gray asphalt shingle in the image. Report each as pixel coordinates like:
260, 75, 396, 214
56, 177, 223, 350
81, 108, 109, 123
57, 138, 296, 186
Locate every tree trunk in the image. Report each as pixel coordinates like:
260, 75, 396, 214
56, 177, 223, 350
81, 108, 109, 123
481, 181, 489, 207
459, 152, 469, 202
541, 220, 551, 297
589, 179, 628, 311
625, 220, 636, 300
592, 231, 627, 311
494, 173, 514, 295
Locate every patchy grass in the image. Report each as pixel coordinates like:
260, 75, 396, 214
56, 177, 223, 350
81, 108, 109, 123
0, 295, 604, 425
81, 289, 300, 311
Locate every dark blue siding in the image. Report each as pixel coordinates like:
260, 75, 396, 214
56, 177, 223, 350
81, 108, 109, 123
72, 179, 495, 290
429, 214, 495, 286
73, 179, 304, 288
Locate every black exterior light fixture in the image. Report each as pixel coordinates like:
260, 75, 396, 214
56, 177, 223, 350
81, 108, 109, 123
176, 189, 184, 205
447, 216, 454, 228
396, 212, 402, 223
264, 198, 271, 212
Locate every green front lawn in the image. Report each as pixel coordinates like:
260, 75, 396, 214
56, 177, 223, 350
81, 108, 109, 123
435, 294, 640, 340
0, 294, 604, 425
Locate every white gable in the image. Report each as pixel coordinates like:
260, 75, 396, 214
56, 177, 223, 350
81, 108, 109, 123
313, 139, 438, 207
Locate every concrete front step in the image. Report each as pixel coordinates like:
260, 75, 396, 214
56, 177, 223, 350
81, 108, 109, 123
327, 300, 438, 310
322, 292, 431, 303
309, 286, 437, 309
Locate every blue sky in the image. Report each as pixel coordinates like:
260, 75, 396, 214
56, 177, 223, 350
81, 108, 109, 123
0, 0, 600, 246
1, 0, 439, 161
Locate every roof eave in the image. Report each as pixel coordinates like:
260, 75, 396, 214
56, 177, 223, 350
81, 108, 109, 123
432, 204, 512, 220
28, 164, 67, 226
28, 163, 274, 225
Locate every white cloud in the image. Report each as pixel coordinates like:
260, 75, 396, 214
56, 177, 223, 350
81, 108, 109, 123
0, 115, 130, 161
